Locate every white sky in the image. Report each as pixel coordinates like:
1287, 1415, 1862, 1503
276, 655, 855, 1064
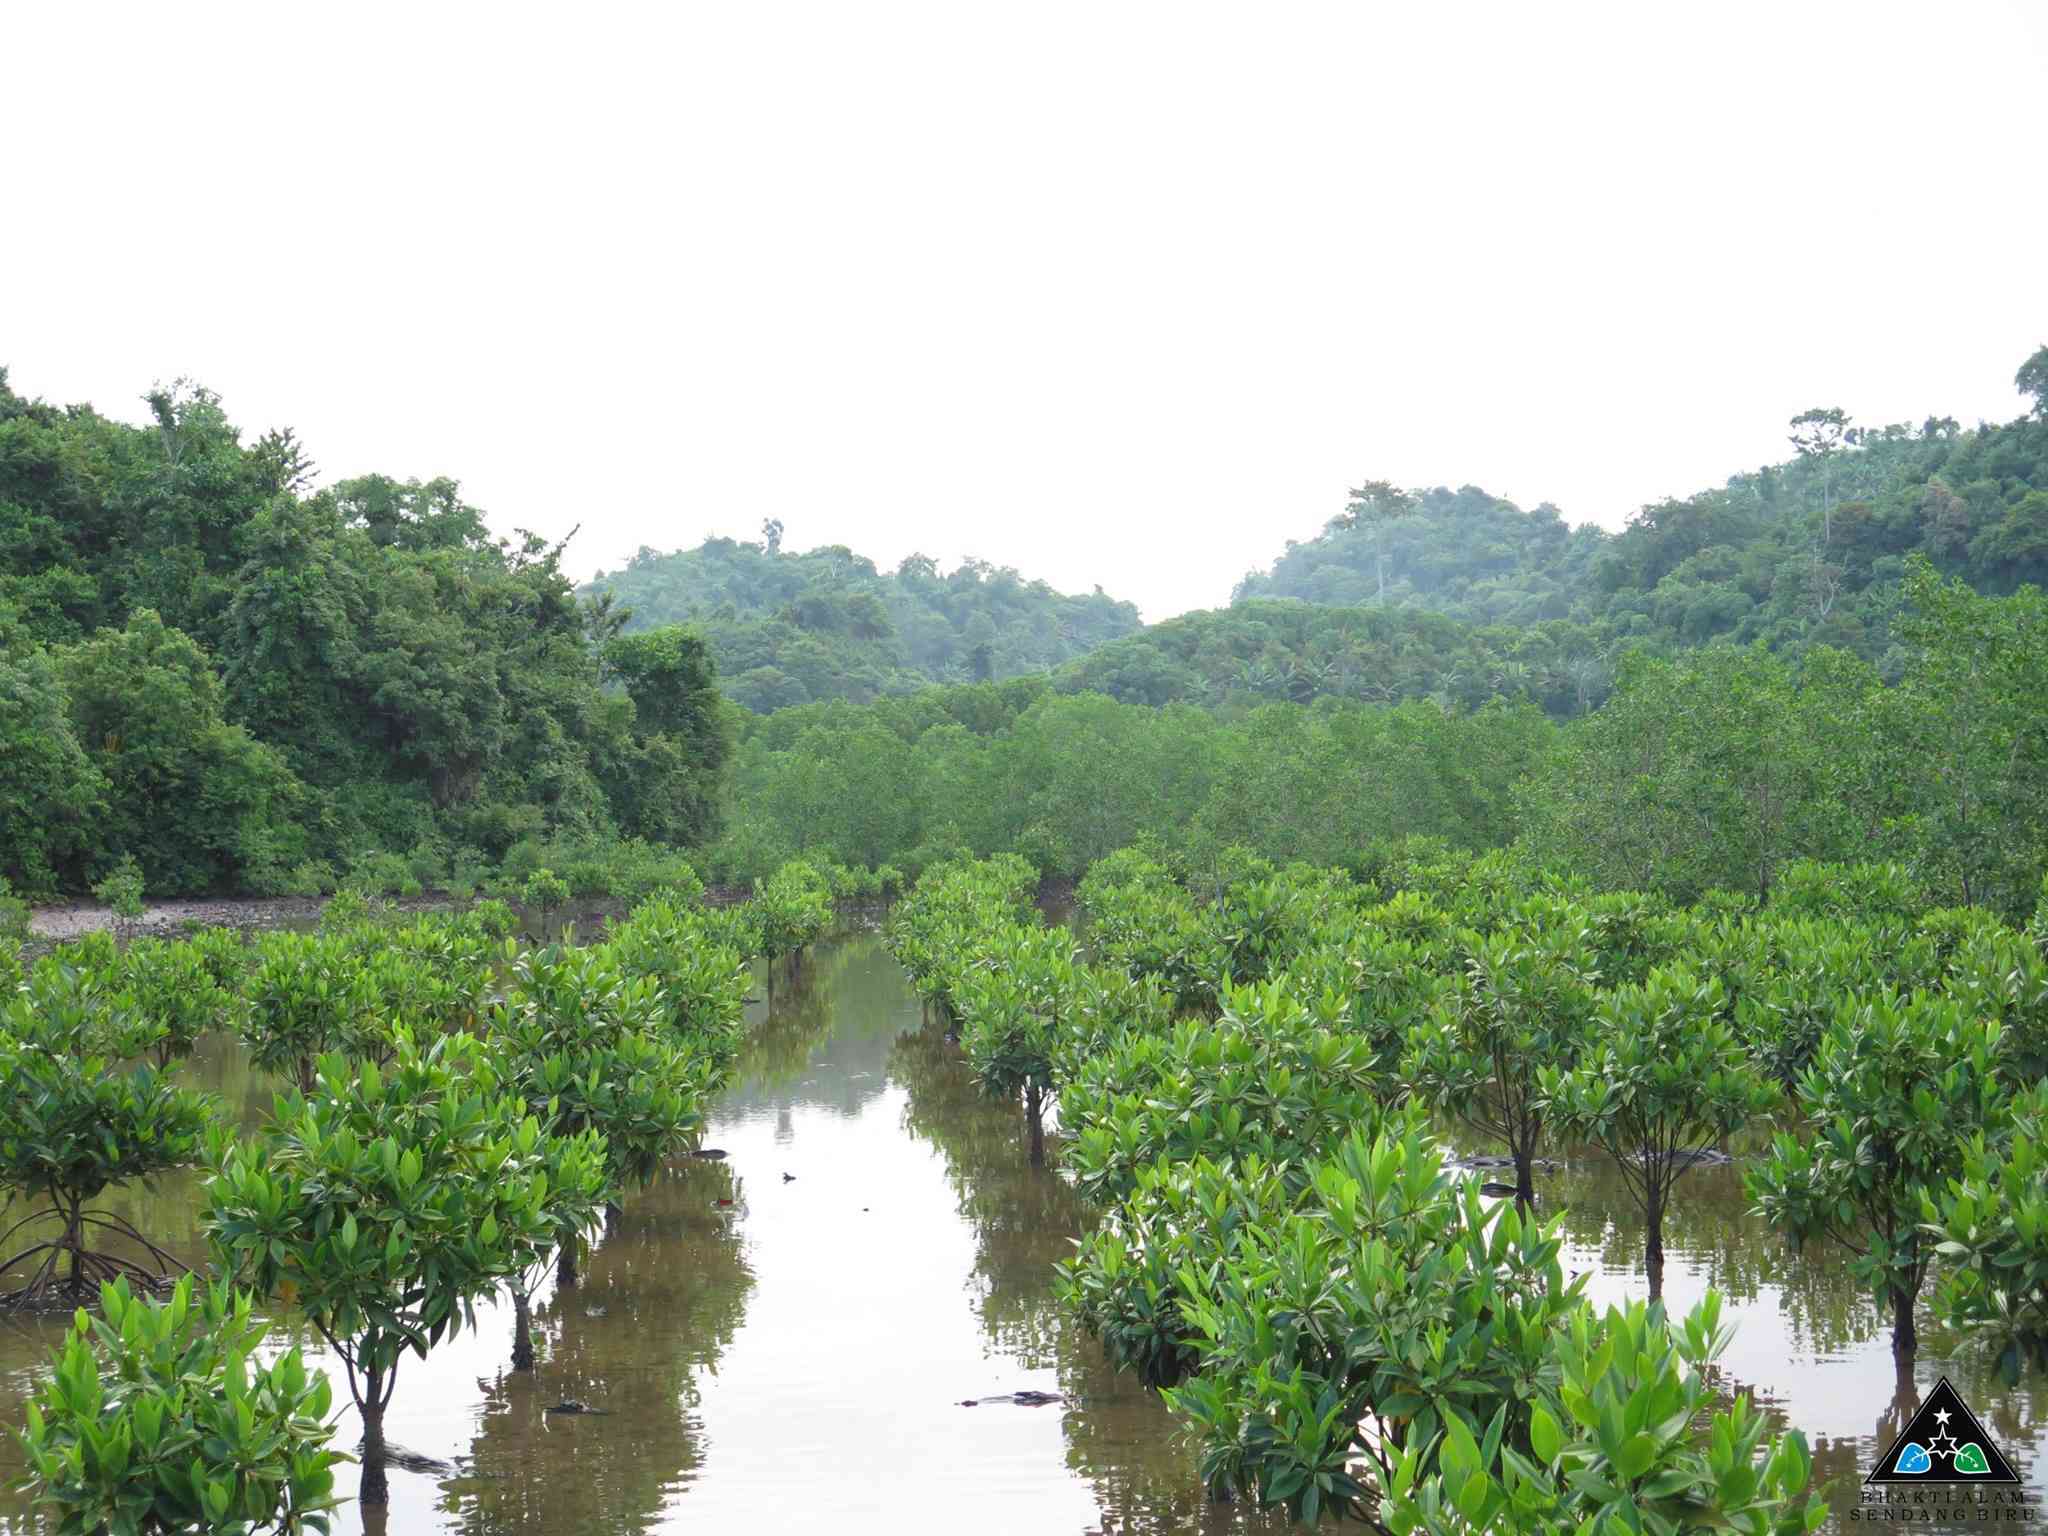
7, 2, 2046, 621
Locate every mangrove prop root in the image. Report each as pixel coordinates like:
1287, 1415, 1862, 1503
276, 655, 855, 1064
0, 1205, 191, 1308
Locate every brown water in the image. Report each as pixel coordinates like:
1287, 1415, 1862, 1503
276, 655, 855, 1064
0, 933, 2040, 1531
0, 935, 1286, 1535
1541, 1147, 2048, 1518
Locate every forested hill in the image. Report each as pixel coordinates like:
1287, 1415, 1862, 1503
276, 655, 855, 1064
1080, 355, 2048, 716
583, 533, 1143, 712
0, 372, 726, 896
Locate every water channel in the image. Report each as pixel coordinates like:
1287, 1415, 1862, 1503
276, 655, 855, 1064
0, 929, 2041, 1531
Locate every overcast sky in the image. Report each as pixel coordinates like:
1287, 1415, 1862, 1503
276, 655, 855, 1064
9, 2, 2046, 620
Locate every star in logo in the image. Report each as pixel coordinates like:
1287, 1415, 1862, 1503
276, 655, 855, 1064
1867, 1376, 2020, 1486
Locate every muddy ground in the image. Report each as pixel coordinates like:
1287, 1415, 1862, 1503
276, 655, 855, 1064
26, 885, 761, 944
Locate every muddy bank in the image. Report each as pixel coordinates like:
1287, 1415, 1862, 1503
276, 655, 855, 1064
30, 892, 351, 941
26, 882, 769, 943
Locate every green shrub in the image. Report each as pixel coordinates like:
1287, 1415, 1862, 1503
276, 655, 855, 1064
490, 940, 728, 1342
405, 842, 447, 889
274, 860, 337, 898
472, 898, 520, 939
608, 898, 751, 1046
0, 997, 216, 1304
1540, 964, 1780, 1298
521, 867, 572, 940
119, 936, 232, 1068
749, 860, 833, 972
1749, 993, 2006, 1361
448, 846, 492, 897
1163, 1121, 1583, 1518
205, 1033, 606, 1506
92, 855, 146, 940
240, 931, 385, 1093
1059, 1153, 1298, 1388
343, 850, 412, 896
1403, 916, 1598, 1203
499, 836, 547, 885
1061, 980, 1383, 1208
954, 925, 1082, 1166
315, 887, 378, 933
557, 849, 619, 900
1925, 1080, 2048, 1383
1381, 1295, 1825, 1536
17, 1275, 343, 1535
0, 876, 29, 945
182, 924, 251, 992
1770, 858, 1927, 928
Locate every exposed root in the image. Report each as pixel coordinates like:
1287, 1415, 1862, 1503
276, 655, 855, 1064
0, 1206, 190, 1310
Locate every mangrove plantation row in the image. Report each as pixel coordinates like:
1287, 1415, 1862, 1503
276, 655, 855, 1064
0, 862, 834, 1528
3, 356, 2048, 1533
886, 848, 2048, 1529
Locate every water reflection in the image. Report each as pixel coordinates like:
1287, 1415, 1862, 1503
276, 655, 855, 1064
887, 991, 1295, 1533
442, 1152, 751, 1534
1525, 1144, 2048, 1523
892, 1022, 1084, 1364
0, 936, 2042, 1533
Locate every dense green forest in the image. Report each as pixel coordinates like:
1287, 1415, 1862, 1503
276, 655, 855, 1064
4, 351, 2047, 909
1248, 397, 2048, 641
588, 379, 2048, 722
0, 372, 726, 895
1078, 382, 2048, 716
583, 532, 1143, 711
8, 355, 2048, 1534
700, 555, 2048, 919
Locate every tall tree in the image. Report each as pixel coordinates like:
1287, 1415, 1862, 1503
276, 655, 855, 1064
1342, 478, 1416, 603
2017, 344, 2048, 421
58, 610, 300, 892
1787, 406, 1850, 547
1868, 558, 2048, 913
0, 638, 103, 891
601, 625, 732, 845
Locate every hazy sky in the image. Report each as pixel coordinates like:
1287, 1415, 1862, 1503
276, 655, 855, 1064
9, 3, 2046, 620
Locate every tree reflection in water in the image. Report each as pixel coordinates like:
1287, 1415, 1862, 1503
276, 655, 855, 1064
890, 1012, 1295, 1534
450, 1156, 753, 1535
1483, 1131, 2048, 1519
0, 936, 2041, 1533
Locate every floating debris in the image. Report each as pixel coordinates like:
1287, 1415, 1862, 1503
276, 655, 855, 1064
959, 1390, 1063, 1408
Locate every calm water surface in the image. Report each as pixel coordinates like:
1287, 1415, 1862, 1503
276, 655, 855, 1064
0, 935, 1285, 1535
1541, 1145, 2048, 1518
0, 932, 2040, 1531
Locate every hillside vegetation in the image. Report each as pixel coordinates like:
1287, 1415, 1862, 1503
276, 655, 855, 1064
1144, 369, 2048, 716
584, 530, 1142, 712
0, 372, 725, 895
5, 350, 2046, 910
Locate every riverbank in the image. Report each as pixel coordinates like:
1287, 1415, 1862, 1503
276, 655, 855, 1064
24, 884, 764, 943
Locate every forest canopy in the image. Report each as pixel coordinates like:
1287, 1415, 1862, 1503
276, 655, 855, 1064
583, 530, 1143, 711
4, 348, 2046, 910
0, 372, 726, 895
1217, 377, 2048, 712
